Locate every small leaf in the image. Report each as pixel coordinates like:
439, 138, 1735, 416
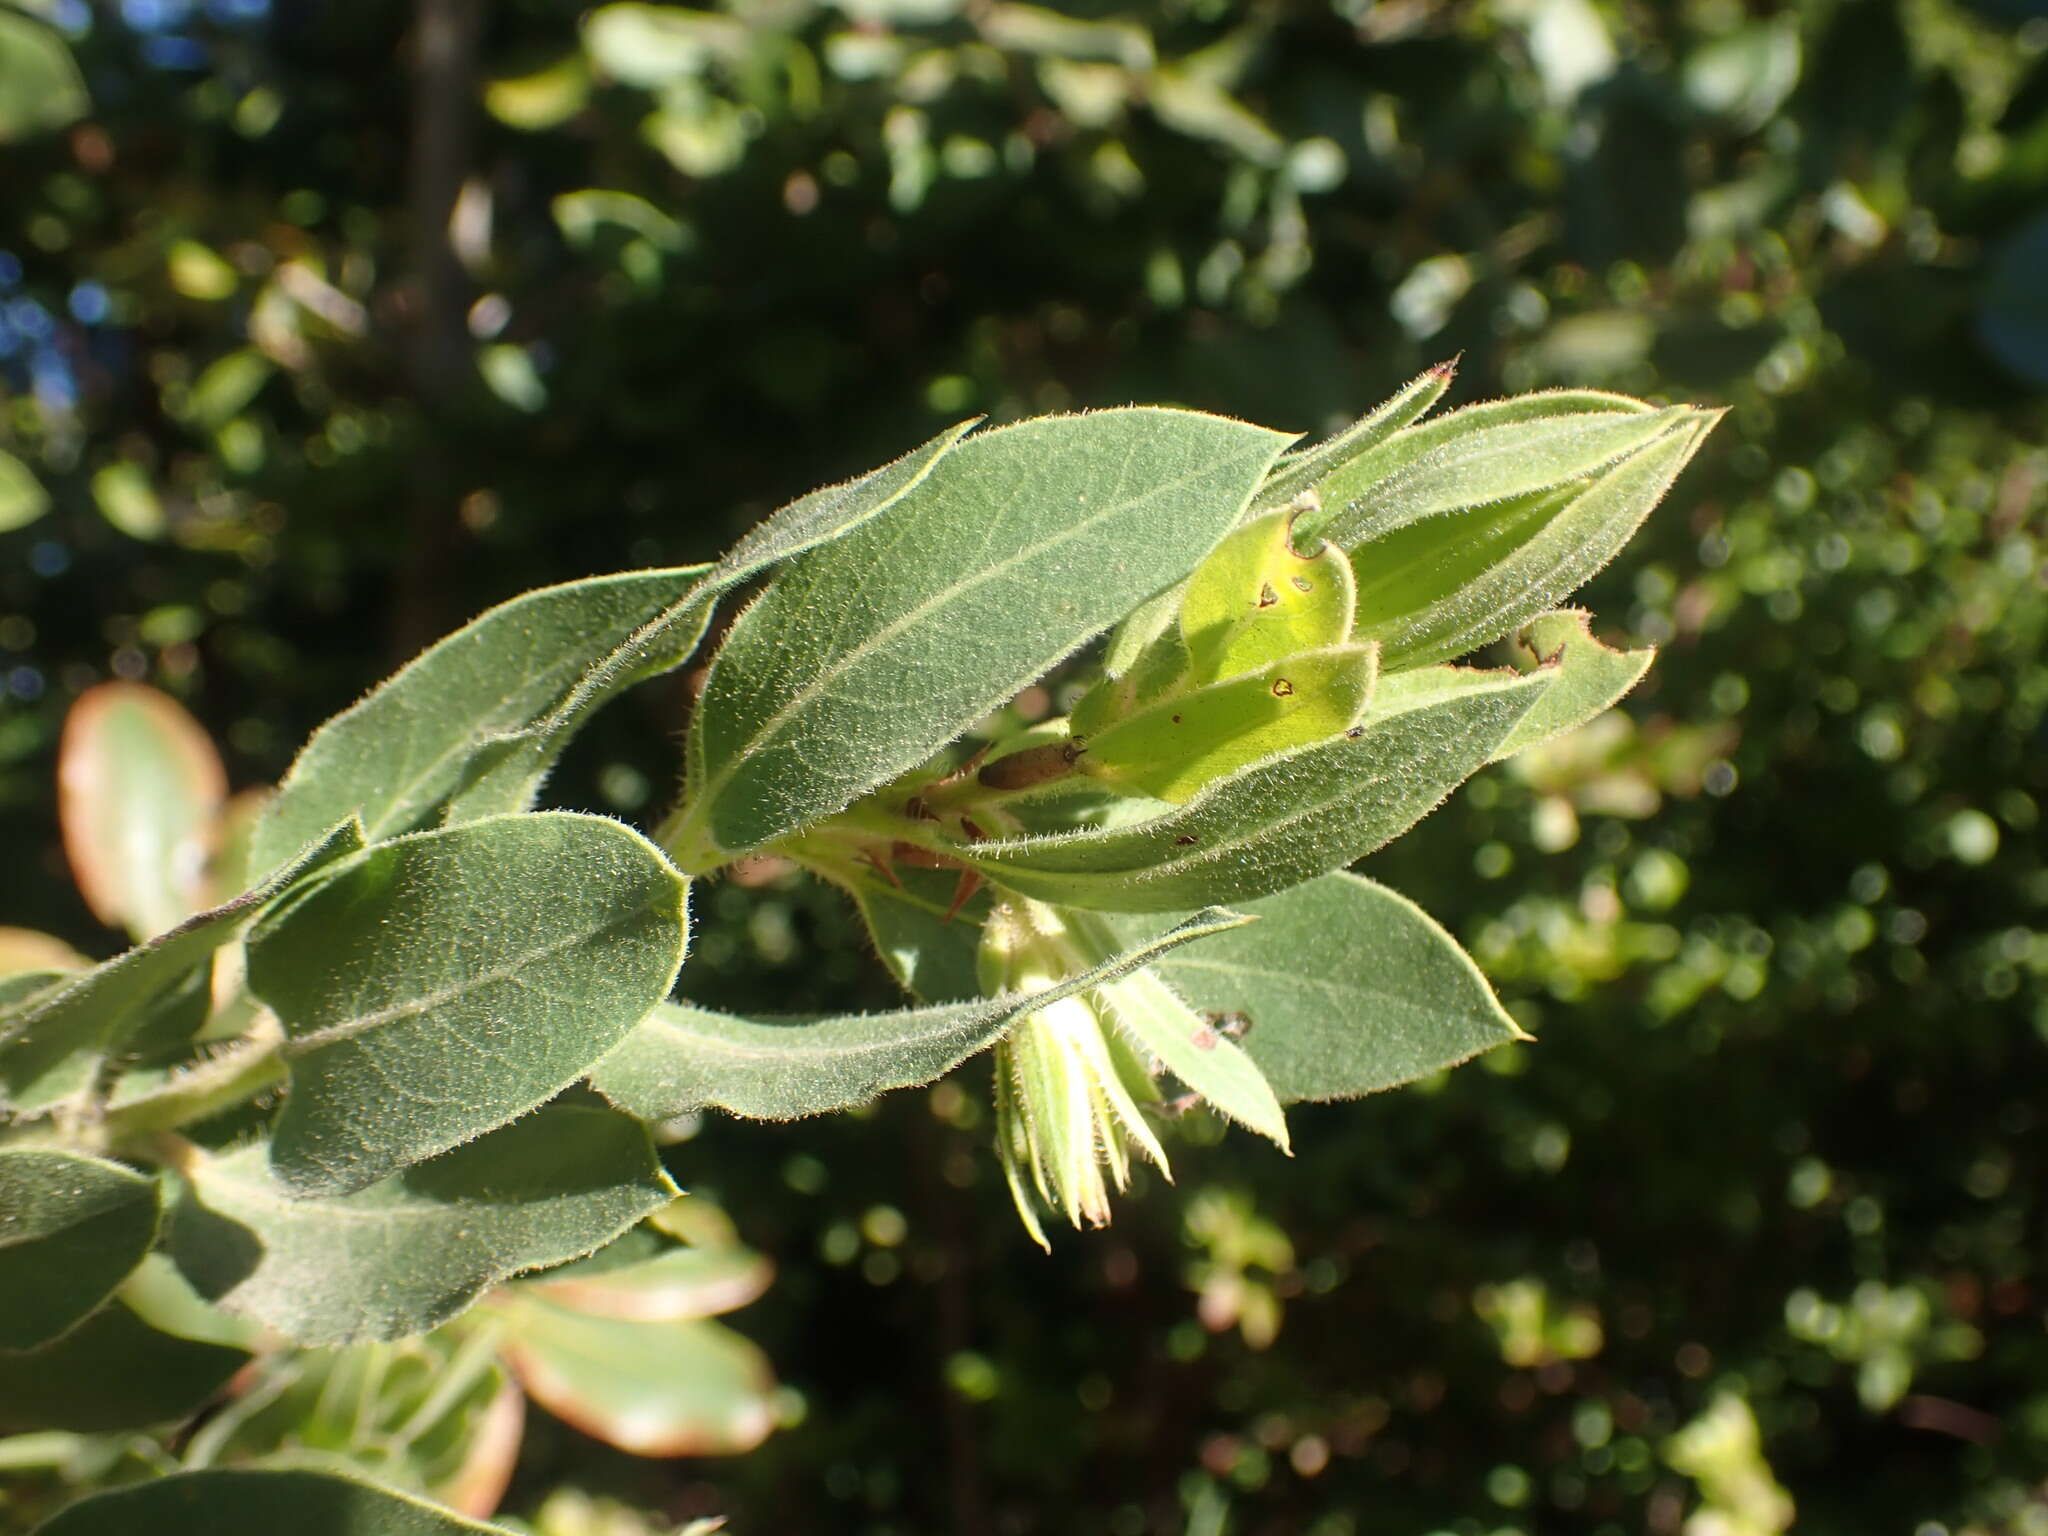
590, 905, 1253, 1120
842, 862, 990, 1003
59, 682, 228, 943
1177, 508, 1357, 683
1490, 608, 1655, 761
91, 461, 166, 540
0, 448, 51, 533
248, 568, 715, 879
494, 1292, 777, 1456
248, 813, 687, 1196
1351, 412, 1719, 669
29, 1470, 516, 1536
1256, 361, 1456, 517
0, 1301, 248, 1435
964, 671, 1550, 911
527, 1243, 772, 1322
1318, 391, 1684, 547
0, 1148, 161, 1350
182, 349, 273, 429
1090, 963, 1289, 1147
677, 409, 1291, 864
1112, 871, 1524, 1103
0, 819, 362, 1114
1079, 643, 1378, 804
167, 1104, 676, 1345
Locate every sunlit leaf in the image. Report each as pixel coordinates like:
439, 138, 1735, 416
249, 813, 686, 1196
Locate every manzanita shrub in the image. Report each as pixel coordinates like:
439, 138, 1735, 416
0, 372, 1716, 1531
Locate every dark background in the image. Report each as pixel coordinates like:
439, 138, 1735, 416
2, 0, 2044, 1530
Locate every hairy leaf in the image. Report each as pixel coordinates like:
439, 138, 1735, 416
1079, 643, 1378, 803
0, 819, 362, 1114
0, 1301, 248, 1434
248, 812, 687, 1196
1318, 390, 1678, 546
1176, 509, 1357, 683
1114, 872, 1525, 1103
0, 1148, 161, 1349
1256, 361, 1456, 517
454, 420, 975, 822
1490, 608, 1655, 760
677, 409, 1292, 863
1089, 963, 1288, 1146
30, 1470, 515, 1536
963, 672, 1550, 910
249, 569, 714, 877
591, 905, 1252, 1120
1351, 412, 1719, 669
167, 1104, 676, 1345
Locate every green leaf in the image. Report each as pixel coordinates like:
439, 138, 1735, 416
247, 568, 715, 879
1078, 643, 1378, 804
0, 1301, 247, 1435
461, 420, 977, 827
1176, 508, 1357, 683
29, 1470, 515, 1536
58, 682, 227, 943
0, 819, 362, 1114
0, 10, 88, 142
247, 813, 687, 1197
0, 1149, 161, 1350
1351, 412, 1719, 669
1489, 608, 1655, 761
842, 862, 991, 1003
182, 349, 273, 429
0, 928, 88, 977
167, 1104, 676, 1345
0, 448, 50, 533
1089, 963, 1288, 1147
676, 409, 1292, 864
525, 1242, 772, 1321
1113, 872, 1525, 1103
493, 1292, 777, 1456
590, 905, 1253, 1120
962, 671, 1551, 911
1316, 391, 1682, 546
1256, 361, 1455, 517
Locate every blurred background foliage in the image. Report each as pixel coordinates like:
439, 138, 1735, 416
1, 0, 2045, 1530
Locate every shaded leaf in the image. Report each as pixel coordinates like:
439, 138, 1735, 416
0, 1148, 161, 1350
168, 1104, 676, 1346
677, 409, 1291, 863
248, 569, 715, 879
494, 1292, 777, 1456
963, 672, 1550, 911
591, 905, 1252, 1120
1114, 872, 1524, 1103
0, 819, 363, 1114
29, 1470, 514, 1535
527, 1243, 772, 1322
59, 682, 227, 943
248, 813, 686, 1196
0, 1301, 247, 1434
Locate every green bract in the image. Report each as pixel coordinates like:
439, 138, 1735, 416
1, 385, 1713, 1529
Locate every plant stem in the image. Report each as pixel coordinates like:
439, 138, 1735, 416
100, 1021, 289, 1147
